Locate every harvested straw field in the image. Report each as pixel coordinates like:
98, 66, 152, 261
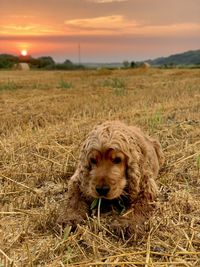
0, 68, 200, 266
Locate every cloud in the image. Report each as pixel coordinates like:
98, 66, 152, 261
64, 15, 139, 34
9, 15, 35, 19
0, 24, 63, 36
64, 15, 200, 37
1, 13, 199, 40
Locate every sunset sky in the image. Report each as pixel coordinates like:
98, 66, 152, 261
0, 0, 200, 62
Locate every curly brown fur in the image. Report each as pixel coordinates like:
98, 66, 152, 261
57, 121, 164, 233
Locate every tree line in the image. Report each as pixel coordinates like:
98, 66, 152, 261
0, 54, 85, 70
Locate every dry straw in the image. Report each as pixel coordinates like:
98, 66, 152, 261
0, 69, 200, 266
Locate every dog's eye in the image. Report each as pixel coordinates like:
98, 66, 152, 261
112, 157, 122, 164
90, 158, 97, 165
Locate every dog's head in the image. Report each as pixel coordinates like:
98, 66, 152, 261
78, 121, 160, 202
87, 148, 127, 199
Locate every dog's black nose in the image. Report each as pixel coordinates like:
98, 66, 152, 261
96, 185, 110, 197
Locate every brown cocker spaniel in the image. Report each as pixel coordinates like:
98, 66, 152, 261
58, 121, 164, 233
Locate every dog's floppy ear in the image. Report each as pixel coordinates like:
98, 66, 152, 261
126, 152, 142, 202
151, 139, 165, 167
139, 170, 158, 201
125, 144, 158, 203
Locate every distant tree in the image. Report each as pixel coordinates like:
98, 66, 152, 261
169, 62, 176, 68
54, 63, 71, 70
29, 57, 40, 69
0, 54, 18, 69
64, 59, 73, 65
123, 60, 130, 68
37, 56, 55, 68
130, 61, 136, 68
54, 59, 85, 70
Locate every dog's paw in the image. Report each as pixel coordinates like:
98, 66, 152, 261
107, 212, 148, 240
57, 213, 84, 230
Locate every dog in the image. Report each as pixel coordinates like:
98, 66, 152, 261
57, 121, 164, 233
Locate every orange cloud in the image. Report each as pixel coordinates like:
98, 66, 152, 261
0, 24, 63, 36
64, 15, 200, 37
1, 12, 199, 39
64, 15, 139, 34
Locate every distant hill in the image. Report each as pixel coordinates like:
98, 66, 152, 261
146, 50, 200, 66
84, 50, 200, 68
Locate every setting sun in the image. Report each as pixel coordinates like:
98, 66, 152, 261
21, 49, 28, 56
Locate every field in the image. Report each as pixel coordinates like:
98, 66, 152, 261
0, 68, 200, 267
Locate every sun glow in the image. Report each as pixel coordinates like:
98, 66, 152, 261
21, 49, 28, 56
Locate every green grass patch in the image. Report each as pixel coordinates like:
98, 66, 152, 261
101, 77, 126, 96
0, 80, 20, 91
58, 79, 73, 89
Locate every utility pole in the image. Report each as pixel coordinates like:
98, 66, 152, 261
78, 43, 81, 65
